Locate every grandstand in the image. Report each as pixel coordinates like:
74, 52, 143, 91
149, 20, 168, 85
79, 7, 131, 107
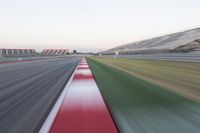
103, 28, 200, 55
0, 49, 38, 57
0, 48, 70, 58
174, 39, 200, 53
41, 49, 69, 56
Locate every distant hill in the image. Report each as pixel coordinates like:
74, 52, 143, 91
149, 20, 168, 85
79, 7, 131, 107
104, 28, 200, 54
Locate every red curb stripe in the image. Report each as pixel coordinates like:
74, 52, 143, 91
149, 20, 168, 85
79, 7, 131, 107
50, 58, 118, 133
73, 74, 93, 80
50, 108, 116, 133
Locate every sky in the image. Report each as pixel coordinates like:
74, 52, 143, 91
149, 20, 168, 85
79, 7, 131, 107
0, 0, 200, 52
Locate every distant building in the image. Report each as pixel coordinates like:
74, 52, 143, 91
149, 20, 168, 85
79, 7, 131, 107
73, 50, 77, 54
0, 49, 37, 57
103, 28, 200, 55
0, 49, 2, 57
115, 51, 119, 55
41, 49, 69, 56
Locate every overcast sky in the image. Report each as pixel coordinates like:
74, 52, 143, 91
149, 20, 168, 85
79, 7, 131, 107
0, 0, 200, 51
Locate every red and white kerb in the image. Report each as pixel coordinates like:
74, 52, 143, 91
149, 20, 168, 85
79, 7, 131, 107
49, 58, 118, 133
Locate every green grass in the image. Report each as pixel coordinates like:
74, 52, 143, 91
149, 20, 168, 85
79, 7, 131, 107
89, 56, 200, 101
87, 58, 200, 133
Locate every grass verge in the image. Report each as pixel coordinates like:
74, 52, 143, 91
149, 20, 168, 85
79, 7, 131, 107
87, 58, 200, 133
88, 56, 200, 101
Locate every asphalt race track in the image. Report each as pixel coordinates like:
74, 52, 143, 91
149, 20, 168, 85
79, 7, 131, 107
0, 57, 80, 133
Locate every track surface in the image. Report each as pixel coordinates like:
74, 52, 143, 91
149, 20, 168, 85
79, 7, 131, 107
0, 57, 80, 133
117, 53, 200, 62
88, 58, 200, 133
